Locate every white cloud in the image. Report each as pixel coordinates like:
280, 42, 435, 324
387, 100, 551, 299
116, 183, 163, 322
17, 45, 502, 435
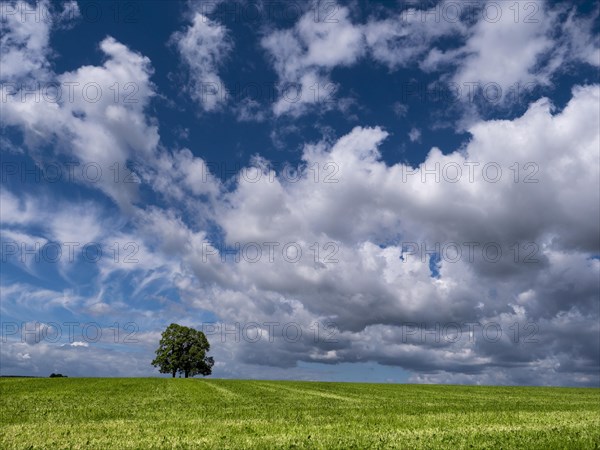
421, 2, 600, 102
364, 1, 465, 70
2, 33, 159, 208
178, 85, 598, 382
67, 341, 88, 347
261, 3, 364, 116
1, 2, 598, 385
0, 0, 79, 81
172, 12, 233, 112
259, 1, 598, 115
408, 127, 421, 142
260, 1, 466, 116
446, 3, 556, 93
0, 0, 53, 81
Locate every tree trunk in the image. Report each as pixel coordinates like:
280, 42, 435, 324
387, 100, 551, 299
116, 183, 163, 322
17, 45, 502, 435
172, 370, 176, 378
185, 371, 189, 378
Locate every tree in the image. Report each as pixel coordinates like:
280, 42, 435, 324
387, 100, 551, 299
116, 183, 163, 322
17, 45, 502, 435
151, 323, 214, 378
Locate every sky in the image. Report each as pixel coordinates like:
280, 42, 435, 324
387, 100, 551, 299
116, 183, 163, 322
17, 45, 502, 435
0, 0, 599, 386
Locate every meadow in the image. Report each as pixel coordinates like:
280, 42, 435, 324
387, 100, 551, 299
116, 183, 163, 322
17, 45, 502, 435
1, 378, 599, 449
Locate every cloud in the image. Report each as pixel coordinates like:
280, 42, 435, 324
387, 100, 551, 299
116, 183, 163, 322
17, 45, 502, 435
259, 1, 598, 115
3, 85, 598, 385
181, 85, 597, 383
2, 33, 159, 208
1, 0, 58, 81
1, 339, 151, 377
66, 341, 88, 347
408, 127, 421, 142
171, 12, 233, 112
0, 0, 79, 80
1, 2, 598, 386
364, 0, 466, 70
422, 2, 600, 102
437, 3, 556, 92
261, 3, 364, 116
260, 1, 465, 116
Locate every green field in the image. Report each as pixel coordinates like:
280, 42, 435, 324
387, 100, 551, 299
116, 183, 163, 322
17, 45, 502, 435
1, 378, 599, 449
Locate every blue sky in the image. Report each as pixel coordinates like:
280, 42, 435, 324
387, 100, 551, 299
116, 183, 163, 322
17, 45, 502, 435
1, 0, 599, 385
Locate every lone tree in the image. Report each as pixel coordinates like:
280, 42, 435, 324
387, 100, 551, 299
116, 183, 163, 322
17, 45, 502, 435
152, 323, 214, 378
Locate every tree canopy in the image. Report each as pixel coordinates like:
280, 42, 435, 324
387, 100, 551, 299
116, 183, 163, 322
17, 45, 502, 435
151, 323, 214, 378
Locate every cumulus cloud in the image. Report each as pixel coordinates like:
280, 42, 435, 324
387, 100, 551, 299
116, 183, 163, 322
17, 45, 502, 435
3, 86, 599, 384
408, 127, 421, 142
364, 0, 466, 70
172, 12, 233, 112
260, 1, 465, 115
1, 1, 598, 386
92, 84, 595, 385
422, 3, 553, 85
1, 34, 159, 208
261, 3, 364, 116
422, 2, 600, 102
0, 0, 79, 81
260, 1, 598, 115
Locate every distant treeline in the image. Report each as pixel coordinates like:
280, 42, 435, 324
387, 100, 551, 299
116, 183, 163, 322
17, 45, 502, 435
1, 374, 68, 378
1, 375, 40, 378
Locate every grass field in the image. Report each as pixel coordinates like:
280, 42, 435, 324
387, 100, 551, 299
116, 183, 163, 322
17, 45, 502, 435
1, 378, 599, 449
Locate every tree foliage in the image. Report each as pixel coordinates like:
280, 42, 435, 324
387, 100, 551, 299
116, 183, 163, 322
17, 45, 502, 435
151, 323, 214, 378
